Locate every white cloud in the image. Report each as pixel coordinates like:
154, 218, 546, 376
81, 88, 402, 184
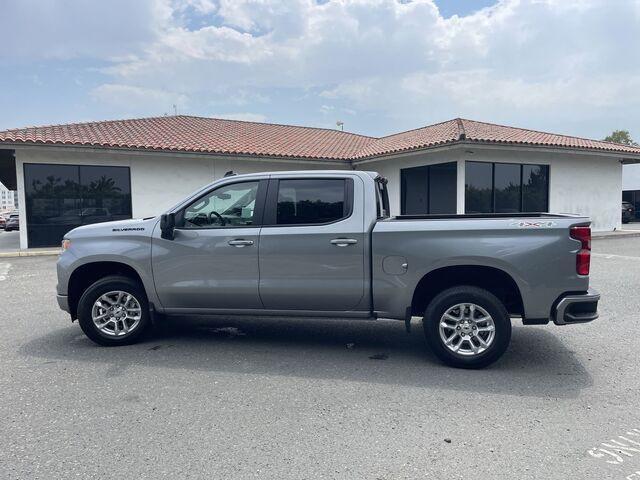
2, 0, 170, 61
4, 0, 640, 139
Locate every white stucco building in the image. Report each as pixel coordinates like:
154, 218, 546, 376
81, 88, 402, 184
0, 115, 638, 249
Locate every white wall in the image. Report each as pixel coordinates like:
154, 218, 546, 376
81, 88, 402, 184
355, 145, 622, 231
623, 164, 640, 191
14, 146, 348, 248
548, 153, 622, 231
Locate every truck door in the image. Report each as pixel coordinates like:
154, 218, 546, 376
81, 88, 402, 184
152, 179, 266, 310
258, 176, 366, 311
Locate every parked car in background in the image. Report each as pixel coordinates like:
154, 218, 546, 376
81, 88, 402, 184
0, 216, 5, 229
622, 201, 635, 224
57, 170, 599, 369
5, 213, 19, 231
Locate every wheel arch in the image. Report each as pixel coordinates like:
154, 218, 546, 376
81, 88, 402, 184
410, 264, 524, 318
67, 261, 146, 319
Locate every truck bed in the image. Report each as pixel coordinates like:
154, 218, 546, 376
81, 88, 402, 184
371, 212, 590, 320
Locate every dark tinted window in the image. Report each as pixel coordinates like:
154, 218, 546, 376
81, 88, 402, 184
401, 162, 456, 215
276, 179, 346, 225
465, 162, 493, 213
494, 163, 521, 213
401, 166, 428, 214
522, 164, 549, 212
429, 162, 457, 214
79, 166, 131, 224
25, 164, 81, 248
465, 162, 549, 214
24, 164, 131, 248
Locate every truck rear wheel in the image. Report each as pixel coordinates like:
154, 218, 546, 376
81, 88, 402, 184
77, 275, 150, 346
423, 286, 511, 369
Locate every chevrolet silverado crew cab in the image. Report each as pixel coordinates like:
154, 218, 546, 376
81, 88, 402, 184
56, 170, 599, 368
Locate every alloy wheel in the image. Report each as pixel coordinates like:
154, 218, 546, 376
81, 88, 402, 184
438, 303, 496, 356
91, 290, 142, 337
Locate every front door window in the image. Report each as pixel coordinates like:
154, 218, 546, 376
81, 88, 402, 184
182, 181, 259, 228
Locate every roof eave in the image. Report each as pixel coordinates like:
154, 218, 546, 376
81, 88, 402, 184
0, 140, 353, 163
351, 139, 640, 163
3, 137, 640, 165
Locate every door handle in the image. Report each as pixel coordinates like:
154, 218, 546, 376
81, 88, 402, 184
330, 238, 358, 247
228, 239, 254, 247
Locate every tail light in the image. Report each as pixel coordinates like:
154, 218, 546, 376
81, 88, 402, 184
570, 226, 591, 275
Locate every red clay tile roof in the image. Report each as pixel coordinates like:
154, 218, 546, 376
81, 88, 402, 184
1, 115, 639, 160
0, 115, 374, 161
355, 118, 640, 158
354, 118, 461, 158
461, 118, 640, 155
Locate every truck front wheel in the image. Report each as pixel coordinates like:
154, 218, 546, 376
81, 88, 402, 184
77, 275, 150, 346
423, 286, 511, 369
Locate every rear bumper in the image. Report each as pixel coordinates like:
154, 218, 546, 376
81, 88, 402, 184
553, 288, 600, 325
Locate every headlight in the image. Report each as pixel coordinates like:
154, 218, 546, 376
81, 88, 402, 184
61, 239, 71, 252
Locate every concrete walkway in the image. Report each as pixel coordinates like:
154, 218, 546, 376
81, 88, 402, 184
594, 222, 640, 240
0, 248, 61, 258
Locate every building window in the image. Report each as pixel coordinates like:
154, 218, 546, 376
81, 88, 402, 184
465, 161, 549, 214
400, 162, 457, 215
522, 164, 550, 212
464, 162, 493, 214
24, 163, 132, 248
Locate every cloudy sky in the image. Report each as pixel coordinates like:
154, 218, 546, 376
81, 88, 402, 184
1, 0, 639, 141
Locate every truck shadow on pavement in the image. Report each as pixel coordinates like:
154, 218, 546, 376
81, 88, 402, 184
20, 315, 592, 398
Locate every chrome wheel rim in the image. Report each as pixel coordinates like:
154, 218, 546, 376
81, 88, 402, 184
438, 303, 496, 357
91, 290, 142, 337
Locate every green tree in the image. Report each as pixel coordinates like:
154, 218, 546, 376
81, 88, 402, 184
602, 130, 638, 146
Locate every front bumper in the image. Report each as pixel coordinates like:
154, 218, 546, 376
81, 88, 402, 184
553, 288, 600, 325
57, 294, 70, 313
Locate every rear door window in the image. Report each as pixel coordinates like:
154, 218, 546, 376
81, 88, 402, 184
272, 179, 350, 225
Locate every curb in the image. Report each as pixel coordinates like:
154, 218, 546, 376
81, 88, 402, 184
593, 231, 640, 240
0, 250, 60, 258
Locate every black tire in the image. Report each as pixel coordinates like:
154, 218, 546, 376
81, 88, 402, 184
77, 275, 150, 346
422, 286, 511, 369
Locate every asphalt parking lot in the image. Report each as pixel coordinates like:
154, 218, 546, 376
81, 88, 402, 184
2, 237, 640, 479
0, 230, 19, 252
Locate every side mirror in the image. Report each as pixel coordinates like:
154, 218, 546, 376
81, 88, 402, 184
160, 213, 175, 240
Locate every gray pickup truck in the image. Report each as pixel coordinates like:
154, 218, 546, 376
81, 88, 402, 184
56, 170, 599, 368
